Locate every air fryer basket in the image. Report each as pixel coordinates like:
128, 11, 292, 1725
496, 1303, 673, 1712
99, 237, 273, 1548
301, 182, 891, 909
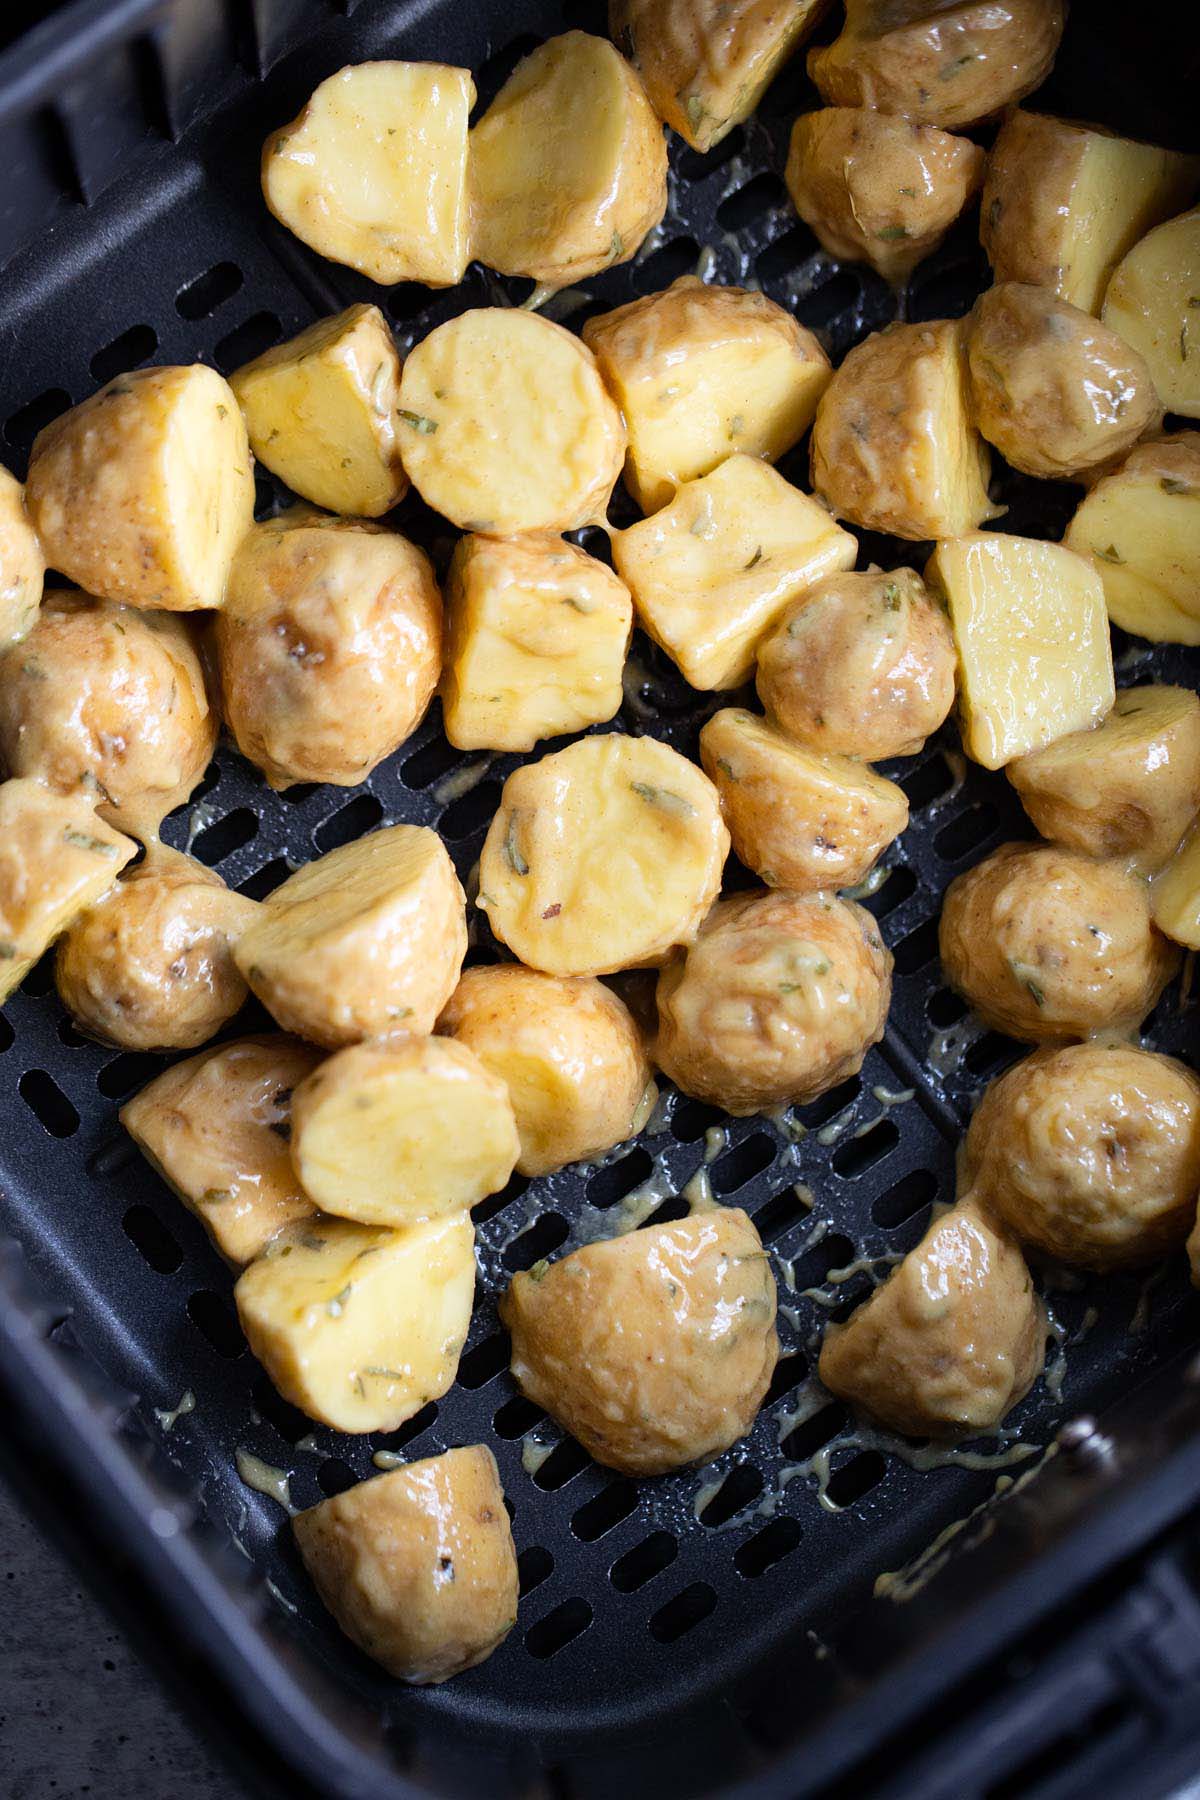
0, 1, 1198, 1796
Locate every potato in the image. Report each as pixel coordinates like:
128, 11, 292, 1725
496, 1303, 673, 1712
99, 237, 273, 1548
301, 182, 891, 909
612, 0, 827, 153
55, 845, 258, 1051
501, 1208, 777, 1474
1153, 819, 1200, 950
939, 841, 1178, 1044
396, 310, 625, 535
808, 0, 1064, 130
582, 276, 831, 513
926, 533, 1114, 769
1063, 435, 1200, 645
235, 1212, 476, 1433
966, 283, 1160, 481
293, 1447, 517, 1684
963, 1045, 1200, 1272
0, 592, 216, 840
655, 889, 892, 1114
785, 108, 985, 285
216, 510, 441, 790
262, 62, 474, 287
755, 566, 956, 760
612, 454, 856, 690
981, 112, 1200, 316
470, 31, 666, 287
441, 533, 631, 753
810, 320, 992, 541
0, 780, 136, 1004
478, 733, 728, 977
819, 1199, 1044, 1438
1009, 686, 1200, 871
231, 305, 407, 518
1103, 208, 1200, 419
437, 965, 650, 1177
699, 708, 908, 892
235, 825, 466, 1049
26, 366, 253, 612
120, 1035, 321, 1264
0, 466, 43, 649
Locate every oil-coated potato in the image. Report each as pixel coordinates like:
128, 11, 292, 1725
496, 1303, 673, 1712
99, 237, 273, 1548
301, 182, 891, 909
939, 841, 1179, 1044
470, 31, 667, 287
1064, 435, 1200, 645
1103, 209, 1200, 420
612, 454, 856, 690
0, 592, 217, 840
0, 780, 136, 1004
235, 1212, 477, 1433
235, 825, 466, 1048
810, 320, 993, 541
231, 305, 407, 518
26, 366, 254, 612
963, 1045, 1200, 1271
755, 567, 956, 760
437, 965, 651, 1177
441, 533, 631, 753
120, 1034, 321, 1264
785, 108, 985, 285
293, 1448, 518, 1684
0, 466, 43, 649
927, 533, 1114, 769
262, 62, 474, 287
289, 1037, 519, 1225
981, 112, 1200, 316
582, 276, 831, 513
501, 1208, 778, 1474
699, 709, 908, 892
216, 510, 441, 790
396, 310, 625, 535
478, 733, 728, 976
819, 1199, 1044, 1438
655, 889, 892, 1114
966, 283, 1160, 481
1153, 819, 1200, 950
55, 845, 258, 1051
1009, 686, 1200, 871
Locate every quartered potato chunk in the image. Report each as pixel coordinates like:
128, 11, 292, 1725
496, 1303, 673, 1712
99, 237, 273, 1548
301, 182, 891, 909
231, 305, 407, 518
1153, 820, 1200, 950
1064, 435, 1200, 646
501, 1208, 778, 1474
396, 310, 625, 535
293, 1448, 518, 1684
964, 1045, 1200, 1272
290, 1037, 519, 1225
478, 733, 728, 976
785, 108, 985, 286
810, 320, 993, 542
582, 277, 831, 514
470, 31, 667, 286
438, 965, 651, 1177
655, 889, 892, 1114
0, 780, 136, 1005
819, 1199, 1044, 1439
612, 454, 856, 690
940, 842, 1178, 1044
235, 1212, 477, 1433
981, 112, 1200, 316
217, 510, 441, 790
699, 709, 908, 893
0, 466, 43, 649
441, 532, 632, 753
1103, 209, 1200, 420
1009, 686, 1200, 871
235, 824, 467, 1048
120, 1034, 321, 1265
26, 366, 254, 612
927, 533, 1114, 770
262, 61, 475, 287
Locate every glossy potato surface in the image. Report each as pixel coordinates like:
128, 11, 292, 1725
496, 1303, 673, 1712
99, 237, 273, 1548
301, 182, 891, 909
1103, 208, 1200, 420
0, 466, 43, 648
1064, 435, 1200, 645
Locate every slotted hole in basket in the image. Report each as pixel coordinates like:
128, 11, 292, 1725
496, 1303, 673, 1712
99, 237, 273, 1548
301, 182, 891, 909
401, 734, 460, 790
439, 780, 502, 842
825, 1450, 887, 1510
493, 1395, 544, 1439
215, 311, 282, 374
571, 1481, 638, 1543
791, 1233, 855, 1290
525, 1597, 592, 1660
186, 1290, 245, 1358
910, 248, 990, 325
0, 1014, 14, 1055
503, 1211, 568, 1273
927, 985, 966, 1027
765, 1351, 808, 1407
872, 1167, 939, 1229
782, 1402, 848, 1462
756, 226, 817, 286
586, 1148, 653, 1209
518, 1545, 553, 1596
533, 1437, 590, 1493
894, 915, 940, 975
122, 1204, 183, 1274
698, 1464, 763, 1527
191, 807, 258, 866
902, 756, 959, 811
670, 1095, 726, 1143
238, 858, 292, 900
314, 793, 383, 854
97, 1051, 163, 1099
176, 260, 244, 320
832, 1117, 900, 1179
649, 1581, 717, 1644
318, 1458, 357, 1498
19, 951, 55, 999
735, 1516, 802, 1579
797, 1076, 860, 1129
89, 323, 157, 384
711, 1131, 775, 1196
610, 1530, 678, 1593
457, 1332, 510, 1391
252, 1376, 311, 1445
386, 1402, 439, 1451
966, 1031, 1020, 1080
673, 127, 745, 184
716, 170, 788, 232
935, 805, 1000, 864
473, 1172, 528, 1225
5, 386, 71, 451
753, 1183, 816, 1244
865, 864, 917, 919
278, 782, 321, 807
18, 1069, 79, 1137
637, 237, 700, 289
57, 1016, 89, 1049
384, 282, 432, 324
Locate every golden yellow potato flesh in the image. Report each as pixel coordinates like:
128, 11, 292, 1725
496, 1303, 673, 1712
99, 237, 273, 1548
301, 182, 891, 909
1064, 434, 1200, 646
1153, 818, 1200, 951
1103, 208, 1200, 420
0, 465, 43, 649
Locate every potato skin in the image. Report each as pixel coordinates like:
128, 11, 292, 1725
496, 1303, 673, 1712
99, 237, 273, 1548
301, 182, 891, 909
655, 889, 892, 1114
0, 466, 43, 649
501, 1209, 778, 1474
939, 842, 1179, 1044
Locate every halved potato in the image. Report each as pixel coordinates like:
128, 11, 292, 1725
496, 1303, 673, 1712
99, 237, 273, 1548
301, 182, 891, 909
1063, 435, 1200, 645
0, 466, 43, 648
262, 61, 475, 287
1153, 818, 1200, 950
1103, 208, 1200, 419
26, 366, 254, 612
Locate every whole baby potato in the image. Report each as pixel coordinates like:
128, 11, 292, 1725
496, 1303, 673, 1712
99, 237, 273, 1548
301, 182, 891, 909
501, 1208, 778, 1474
0, 465, 43, 649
